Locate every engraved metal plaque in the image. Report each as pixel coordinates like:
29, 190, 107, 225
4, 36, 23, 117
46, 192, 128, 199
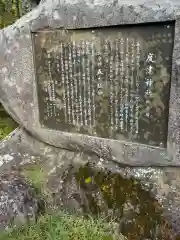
32, 22, 175, 147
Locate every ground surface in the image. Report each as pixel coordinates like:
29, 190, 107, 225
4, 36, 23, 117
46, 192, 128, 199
0, 212, 126, 240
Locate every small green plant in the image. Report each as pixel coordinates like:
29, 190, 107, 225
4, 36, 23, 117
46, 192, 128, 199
0, 117, 17, 140
22, 164, 46, 191
0, 213, 126, 240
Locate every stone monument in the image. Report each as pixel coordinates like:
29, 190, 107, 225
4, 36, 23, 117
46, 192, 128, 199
0, 0, 180, 167
1, 0, 180, 237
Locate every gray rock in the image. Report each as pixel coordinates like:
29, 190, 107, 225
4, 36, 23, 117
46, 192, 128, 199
0, 128, 179, 238
0, 169, 43, 230
0, 0, 180, 166
0, 0, 180, 238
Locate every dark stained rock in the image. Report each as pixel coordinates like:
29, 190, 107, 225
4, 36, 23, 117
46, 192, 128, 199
0, 169, 43, 230
47, 162, 176, 240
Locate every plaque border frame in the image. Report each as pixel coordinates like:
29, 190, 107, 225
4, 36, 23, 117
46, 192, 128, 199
29, 5, 180, 167
32, 23, 174, 150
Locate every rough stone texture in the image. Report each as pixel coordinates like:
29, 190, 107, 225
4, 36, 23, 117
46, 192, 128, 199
0, 128, 180, 238
1, 0, 180, 237
50, 163, 176, 239
0, 168, 42, 230
21, 0, 37, 15
0, 0, 180, 166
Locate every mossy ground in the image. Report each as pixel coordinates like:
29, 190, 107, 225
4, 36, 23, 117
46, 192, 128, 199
0, 212, 125, 240
0, 161, 126, 240
0, 117, 17, 140
19, 161, 176, 240
22, 163, 47, 191
0, 105, 17, 140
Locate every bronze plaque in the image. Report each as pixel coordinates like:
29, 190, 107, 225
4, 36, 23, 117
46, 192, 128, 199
32, 22, 174, 147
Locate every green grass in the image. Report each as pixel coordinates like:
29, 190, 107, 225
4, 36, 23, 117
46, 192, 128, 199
0, 213, 126, 240
0, 116, 17, 140
22, 163, 47, 191
1, 163, 127, 240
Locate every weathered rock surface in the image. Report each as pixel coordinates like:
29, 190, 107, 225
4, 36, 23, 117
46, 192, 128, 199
0, 0, 180, 166
49, 162, 176, 239
0, 128, 179, 239
0, 169, 43, 230
21, 0, 41, 15
1, 0, 180, 238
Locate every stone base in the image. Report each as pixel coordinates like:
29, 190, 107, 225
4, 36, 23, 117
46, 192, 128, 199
0, 128, 180, 238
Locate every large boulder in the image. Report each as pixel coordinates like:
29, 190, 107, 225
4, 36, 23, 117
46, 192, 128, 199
0, 0, 180, 238
0, 0, 179, 166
